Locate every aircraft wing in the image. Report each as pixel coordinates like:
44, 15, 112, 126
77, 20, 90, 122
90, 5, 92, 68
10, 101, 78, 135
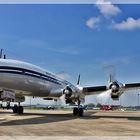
82, 85, 107, 95
124, 83, 140, 91
82, 82, 140, 96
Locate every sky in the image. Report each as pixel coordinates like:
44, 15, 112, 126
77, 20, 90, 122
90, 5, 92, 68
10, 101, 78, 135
0, 3, 140, 106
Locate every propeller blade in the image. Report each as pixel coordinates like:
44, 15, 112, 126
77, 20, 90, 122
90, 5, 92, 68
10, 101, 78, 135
77, 74, 81, 85
109, 73, 113, 83
103, 65, 116, 83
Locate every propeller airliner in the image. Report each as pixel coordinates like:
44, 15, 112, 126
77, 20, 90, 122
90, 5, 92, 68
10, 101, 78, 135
0, 56, 140, 116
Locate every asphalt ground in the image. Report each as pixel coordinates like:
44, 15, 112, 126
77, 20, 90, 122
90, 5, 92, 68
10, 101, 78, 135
0, 109, 140, 136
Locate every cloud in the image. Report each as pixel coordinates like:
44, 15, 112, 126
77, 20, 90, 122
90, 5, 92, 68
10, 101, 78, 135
86, 1, 122, 30
17, 38, 46, 48
112, 17, 140, 30
96, 0, 121, 17
86, 17, 100, 29
47, 45, 80, 55
17, 38, 80, 55
102, 57, 132, 66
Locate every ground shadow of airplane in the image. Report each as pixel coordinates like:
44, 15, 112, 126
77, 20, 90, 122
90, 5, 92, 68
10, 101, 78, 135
0, 110, 140, 126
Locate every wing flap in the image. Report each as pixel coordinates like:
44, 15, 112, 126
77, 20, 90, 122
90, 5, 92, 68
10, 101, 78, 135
83, 85, 107, 95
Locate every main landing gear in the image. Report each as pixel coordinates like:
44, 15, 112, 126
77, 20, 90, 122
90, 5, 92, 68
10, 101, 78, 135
73, 99, 84, 117
73, 107, 84, 117
13, 102, 24, 114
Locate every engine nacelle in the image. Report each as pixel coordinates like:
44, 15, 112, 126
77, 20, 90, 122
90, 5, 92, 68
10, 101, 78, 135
111, 92, 120, 100
109, 81, 119, 92
109, 81, 123, 100
63, 86, 72, 98
63, 86, 74, 104
63, 86, 85, 104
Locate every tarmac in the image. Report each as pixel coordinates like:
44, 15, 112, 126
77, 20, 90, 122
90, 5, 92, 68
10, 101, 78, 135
0, 109, 140, 136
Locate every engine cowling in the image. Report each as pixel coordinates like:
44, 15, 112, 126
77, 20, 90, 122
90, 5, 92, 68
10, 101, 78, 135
63, 86, 72, 98
63, 86, 74, 104
109, 81, 123, 100
63, 86, 84, 104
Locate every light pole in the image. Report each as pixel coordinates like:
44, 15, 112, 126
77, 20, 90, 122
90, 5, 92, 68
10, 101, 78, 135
30, 97, 31, 109
138, 94, 140, 107
120, 96, 121, 107
0, 49, 3, 58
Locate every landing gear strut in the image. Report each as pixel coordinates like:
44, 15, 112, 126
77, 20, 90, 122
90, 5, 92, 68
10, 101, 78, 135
13, 102, 24, 114
73, 99, 84, 117
6, 101, 10, 110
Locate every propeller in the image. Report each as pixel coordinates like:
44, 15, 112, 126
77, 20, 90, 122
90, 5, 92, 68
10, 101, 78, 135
103, 65, 116, 84
77, 74, 81, 85
109, 73, 114, 83
76, 74, 83, 92
96, 65, 121, 103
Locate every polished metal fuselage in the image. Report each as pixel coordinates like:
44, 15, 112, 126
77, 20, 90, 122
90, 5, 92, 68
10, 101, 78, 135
0, 59, 76, 98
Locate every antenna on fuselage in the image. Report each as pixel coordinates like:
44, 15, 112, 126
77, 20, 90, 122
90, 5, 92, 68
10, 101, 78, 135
0, 49, 3, 59
0, 49, 7, 59
4, 54, 6, 59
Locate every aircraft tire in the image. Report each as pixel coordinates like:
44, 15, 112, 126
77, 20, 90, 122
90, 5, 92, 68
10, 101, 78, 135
18, 106, 23, 114
73, 107, 79, 116
78, 108, 84, 117
13, 105, 18, 113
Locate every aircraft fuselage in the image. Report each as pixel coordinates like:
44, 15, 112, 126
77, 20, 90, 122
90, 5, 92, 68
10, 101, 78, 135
0, 59, 75, 98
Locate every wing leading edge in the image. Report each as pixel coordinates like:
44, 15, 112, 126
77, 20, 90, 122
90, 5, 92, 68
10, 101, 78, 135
124, 83, 140, 90
82, 82, 140, 96
83, 85, 107, 95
